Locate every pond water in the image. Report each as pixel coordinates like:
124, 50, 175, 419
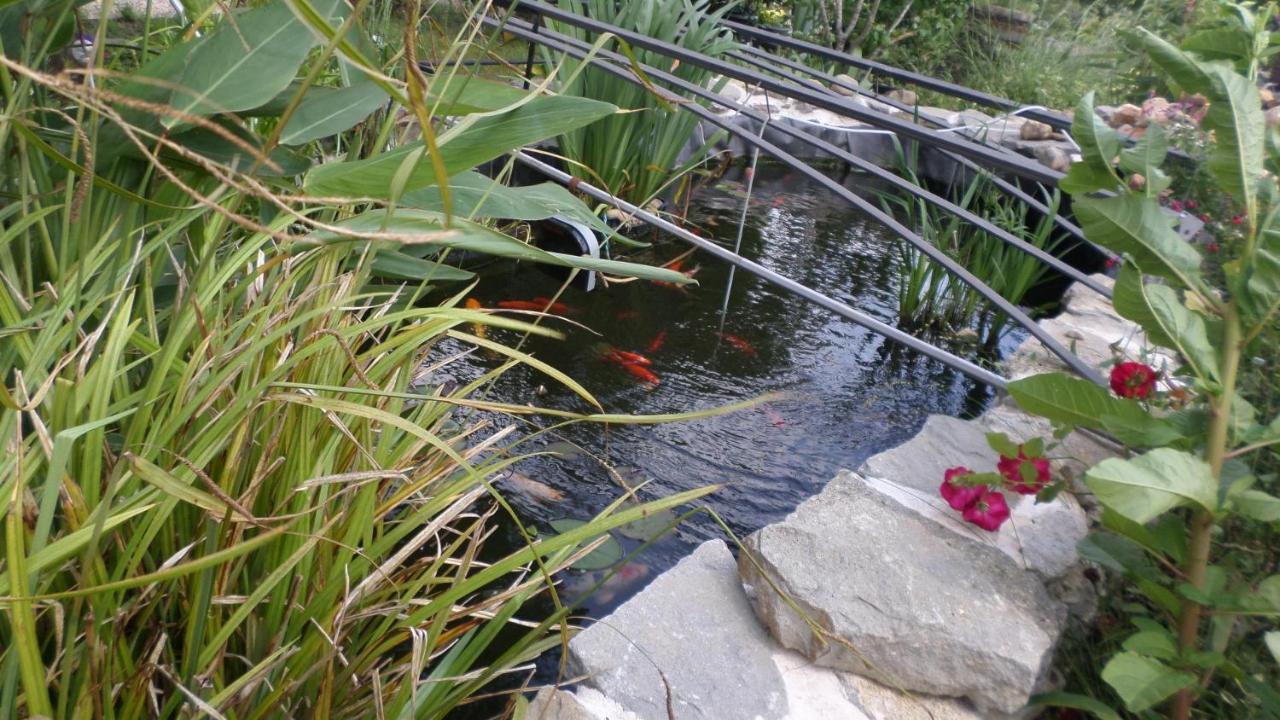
433, 162, 1025, 619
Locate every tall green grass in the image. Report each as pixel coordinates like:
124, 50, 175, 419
544, 0, 738, 208
0, 2, 724, 716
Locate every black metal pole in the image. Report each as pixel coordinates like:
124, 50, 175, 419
492, 0, 1064, 185
721, 18, 1074, 132
499, 15, 1111, 298
723, 44, 1097, 253
496, 16, 1104, 384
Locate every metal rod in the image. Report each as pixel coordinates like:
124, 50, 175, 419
720, 17, 1073, 132
722, 42, 1101, 260
500, 15, 1110, 297
491, 0, 1063, 185
514, 151, 1009, 389
496, 17, 1104, 385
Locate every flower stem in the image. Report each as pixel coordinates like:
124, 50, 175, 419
1171, 304, 1241, 720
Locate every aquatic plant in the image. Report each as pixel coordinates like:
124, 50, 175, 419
879, 142, 1065, 350
0, 2, 721, 716
944, 6, 1280, 717
542, 0, 739, 208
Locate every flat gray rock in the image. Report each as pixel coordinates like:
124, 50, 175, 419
740, 471, 1067, 714
568, 540, 790, 720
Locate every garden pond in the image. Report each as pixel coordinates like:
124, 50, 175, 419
429, 162, 1035, 618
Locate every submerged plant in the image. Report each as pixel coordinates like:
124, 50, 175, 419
543, 0, 738, 208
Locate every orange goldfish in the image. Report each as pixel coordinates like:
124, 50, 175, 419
717, 332, 756, 355
646, 330, 667, 354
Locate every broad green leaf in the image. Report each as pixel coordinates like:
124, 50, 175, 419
402, 171, 612, 235
311, 209, 692, 284
1008, 372, 1149, 431
1266, 632, 1280, 667
1240, 232, 1280, 326
167, 0, 339, 124
425, 75, 532, 115
985, 431, 1020, 458
369, 251, 474, 282
304, 96, 617, 197
1073, 194, 1203, 290
1180, 28, 1255, 67
1113, 269, 1218, 380
1078, 531, 1162, 580
1100, 411, 1186, 448
170, 126, 312, 176
279, 82, 389, 145
1231, 489, 1280, 521
1135, 30, 1265, 218
1122, 629, 1178, 660
1086, 448, 1218, 524
548, 519, 623, 571
1031, 692, 1123, 720
1059, 91, 1122, 194
1101, 652, 1196, 712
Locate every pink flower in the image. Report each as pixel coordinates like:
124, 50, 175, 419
1199, 213, 1211, 222
963, 490, 1011, 532
1169, 199, 1184, 213
1205, 241, 1220, 253
997, 452, 1052, 495
1231, 215, 1244, 225
1110, 361, 1158, 399
1105, 257, 1121, 269
1185, 199, 1197, 210
940, 466, 987, 511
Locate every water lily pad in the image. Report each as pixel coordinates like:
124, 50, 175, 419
548, 518, 624, 571
617, 507, 677, 541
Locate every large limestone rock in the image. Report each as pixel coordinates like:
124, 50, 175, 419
739, 471, 1067, 714
860, 414, 1089, 579
568, 540, 790, 719
567, 539, 987, 720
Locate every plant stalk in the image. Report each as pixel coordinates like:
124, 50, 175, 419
1171, 303, 1241, 720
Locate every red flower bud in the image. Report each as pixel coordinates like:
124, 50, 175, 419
1205, 242, 1220, 253
962, 489, 1011, 532
1231, 215, 1244, 225
1186, 199, 1197, 210
1109, 361, 1157, 399
1199, 213, 1211, 222
940, 466, 987, 511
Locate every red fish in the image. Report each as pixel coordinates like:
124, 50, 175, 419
622, 363, 660, 385
464, 298, 486, 340
612, 350, 653, 367
531, 296, 577, 315
646, 330, 667, 354
717, 332, 756, 355
496, 300, 544, 311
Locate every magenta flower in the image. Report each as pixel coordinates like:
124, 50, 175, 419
1110, 361, 1158, 399
997, 451, 1051, 495
1185, 199, 1198, 210
963, 490, 1011, 532
1169, 199, 1184, 213
940, 466, 987, 511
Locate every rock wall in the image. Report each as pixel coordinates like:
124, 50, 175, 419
527, 274, 1148, 719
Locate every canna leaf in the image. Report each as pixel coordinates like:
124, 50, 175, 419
1112, 265, 1219, 381
279, 82, 389, 145
1059, 91, 1123, 194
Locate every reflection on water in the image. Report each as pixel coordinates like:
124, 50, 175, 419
433, 163, 1021, 620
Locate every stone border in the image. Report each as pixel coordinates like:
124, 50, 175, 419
528, 274, 1147, 719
